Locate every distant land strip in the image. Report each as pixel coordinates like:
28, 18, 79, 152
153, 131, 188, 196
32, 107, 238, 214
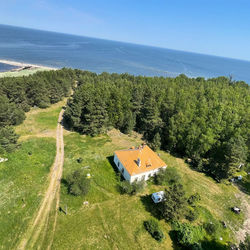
0, 59, 57, 70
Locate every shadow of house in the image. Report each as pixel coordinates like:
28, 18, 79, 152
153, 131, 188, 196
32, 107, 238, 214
106, 155, 126, 193
140, 194, 163, 220
107, 155, 125, 181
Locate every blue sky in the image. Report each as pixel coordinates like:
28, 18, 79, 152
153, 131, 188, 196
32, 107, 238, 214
1, 0, 250, 61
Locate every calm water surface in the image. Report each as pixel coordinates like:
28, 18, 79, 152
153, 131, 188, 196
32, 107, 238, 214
0, 24, 250, 83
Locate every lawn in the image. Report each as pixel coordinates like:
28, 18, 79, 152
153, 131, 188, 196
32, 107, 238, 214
0, 138, 55, 249
46, 129, 244, 249
0, 100, 63, 249
16, 99, 66, 140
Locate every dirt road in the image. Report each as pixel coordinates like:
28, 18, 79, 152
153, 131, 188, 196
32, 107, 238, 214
17, 110, 64, 249
235, 192, 250, 243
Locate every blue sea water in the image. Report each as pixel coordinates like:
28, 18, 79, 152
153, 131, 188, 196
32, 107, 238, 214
0, 24, 250, 83
0, 62, 18, 72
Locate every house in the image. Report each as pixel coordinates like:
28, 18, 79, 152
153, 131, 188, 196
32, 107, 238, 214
151, 191, 165, 203
114, 144, 167, 183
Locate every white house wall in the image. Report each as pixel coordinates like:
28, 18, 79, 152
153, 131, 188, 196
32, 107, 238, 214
114, 154, 131, 182
130, 166, 166, 183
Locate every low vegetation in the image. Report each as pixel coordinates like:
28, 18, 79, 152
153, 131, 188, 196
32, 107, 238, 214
0, 97, 63, 249
0, 138, 55, 248
65, 169, 90, 196
144, 219, 165, 242
37, 130, 243, 249
119, 180, 145, 195
155, 167, 181, 186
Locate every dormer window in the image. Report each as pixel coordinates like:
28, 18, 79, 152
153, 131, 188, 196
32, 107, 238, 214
137, 158, 141, 167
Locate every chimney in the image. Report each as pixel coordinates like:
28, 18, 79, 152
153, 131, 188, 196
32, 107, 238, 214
137, 158, 141, 167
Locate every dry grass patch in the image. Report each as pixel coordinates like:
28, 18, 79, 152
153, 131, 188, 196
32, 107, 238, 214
16, 99, 66, 140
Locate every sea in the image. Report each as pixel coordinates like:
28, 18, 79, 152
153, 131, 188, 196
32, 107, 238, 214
0, 24, 250, 83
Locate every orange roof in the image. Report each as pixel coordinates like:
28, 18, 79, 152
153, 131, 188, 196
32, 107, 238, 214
114, 145, 166, 176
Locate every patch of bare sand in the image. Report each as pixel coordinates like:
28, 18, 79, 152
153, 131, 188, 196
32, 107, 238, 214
235, 192, 250, 243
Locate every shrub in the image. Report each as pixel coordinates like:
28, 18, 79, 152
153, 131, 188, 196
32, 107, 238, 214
119, 181, 134, 194
172, 221, 205, 247
158, 184, 187, 221
119, 180, 145, 195
0, 126, 19, 153
203, 222, 218, 235
144, 219, 165, 242
132, 180, 145, 194
186, 208, 199, 222
66, 169, 90, 196
188, 193, 201, 206
155, 167, 181, 186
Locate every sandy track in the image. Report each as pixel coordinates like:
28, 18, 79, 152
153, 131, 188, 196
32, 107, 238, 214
17, 110, 64, 250
235, 192, 250, 243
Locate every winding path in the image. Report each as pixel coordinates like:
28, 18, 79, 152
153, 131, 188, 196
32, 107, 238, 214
18, 110, 64, 249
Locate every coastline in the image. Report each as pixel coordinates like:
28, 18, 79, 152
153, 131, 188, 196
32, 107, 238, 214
0, 59, 57, 71
0, 59, 58, 78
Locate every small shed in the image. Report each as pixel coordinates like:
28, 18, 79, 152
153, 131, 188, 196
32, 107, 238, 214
151, 191, 165, 203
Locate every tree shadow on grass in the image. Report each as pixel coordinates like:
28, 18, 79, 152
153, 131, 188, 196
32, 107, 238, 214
140, 194, 163, 220
169, 230, 229, 250
235, 181, 250, 195
106, 155, 125, 193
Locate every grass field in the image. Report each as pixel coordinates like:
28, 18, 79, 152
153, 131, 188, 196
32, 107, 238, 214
0, 100, 64, 249
0, 138, 56, 249
43, 129, 245, 249
0, 98, 247, 249
16, 99, 66, 140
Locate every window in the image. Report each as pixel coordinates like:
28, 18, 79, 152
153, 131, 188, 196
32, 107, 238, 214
148, 173, 151, 178
141, 175, 145, 180
134, 177, 138, 182
118, 162, 120, 167
121, 168, 124, 174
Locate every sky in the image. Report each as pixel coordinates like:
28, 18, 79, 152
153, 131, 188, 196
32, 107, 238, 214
0, 0, 250, 61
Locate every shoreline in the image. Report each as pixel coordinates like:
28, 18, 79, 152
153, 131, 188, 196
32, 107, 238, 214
0, 59, 58, 71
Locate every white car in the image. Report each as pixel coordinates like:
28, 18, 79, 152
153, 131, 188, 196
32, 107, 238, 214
151, 191, 165, 203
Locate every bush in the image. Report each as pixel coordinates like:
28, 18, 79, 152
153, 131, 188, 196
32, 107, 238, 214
186, 208, 199, 222
65, 169, 90, 196
155, 167, 181, 186
144, 219, 165, 242
119, 180, 145, 195
172, 221, 205, 247
119, 181, 134, 194
203, 222, 218, 235
188, 193, 201, 206
0, 126, 19, 153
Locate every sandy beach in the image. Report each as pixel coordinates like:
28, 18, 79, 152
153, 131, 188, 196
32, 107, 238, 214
0, 59, 57, 70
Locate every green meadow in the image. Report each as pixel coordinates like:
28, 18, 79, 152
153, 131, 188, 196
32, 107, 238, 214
45, 130, 245, 249
0, 101, 63, 249
0, 138, 55, 249
0, 98, 247, 249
